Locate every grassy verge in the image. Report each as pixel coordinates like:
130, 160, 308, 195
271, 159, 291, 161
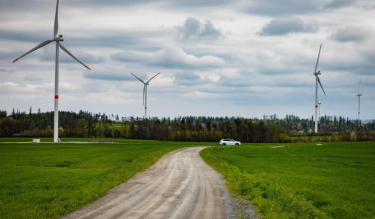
0, 139, 214, 219
201, 142, 375, 219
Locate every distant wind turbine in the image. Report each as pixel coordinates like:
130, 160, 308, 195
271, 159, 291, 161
313, 44, 326, 133
357, 80, 362, 121
131, 72, 161, 118
12, 0, 90, 143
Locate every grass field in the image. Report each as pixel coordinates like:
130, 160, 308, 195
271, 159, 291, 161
0, 139, 214, 219
290, 135, 335, 142
201, 142, 375, 219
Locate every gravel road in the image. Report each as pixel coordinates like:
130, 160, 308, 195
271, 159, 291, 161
60, 147, 258, 219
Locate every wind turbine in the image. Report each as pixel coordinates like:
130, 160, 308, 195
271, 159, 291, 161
313, 44, 326, 133
131, 72, 161, 118
356, 80, 362, 121
12, 0, 90, 142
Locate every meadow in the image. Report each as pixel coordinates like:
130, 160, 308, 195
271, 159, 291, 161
0, 138, 215, 219
201, 142, 375, 219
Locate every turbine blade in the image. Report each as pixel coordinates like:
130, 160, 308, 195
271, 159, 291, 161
54, 0, 59, 37
317, 77, 326, 96
147, 72, 161, 83
12, 40, 53, 63
59, 43, 91, 70
314, 44, 322, 73
131, 73, 145, 84
358, 79, 362, 94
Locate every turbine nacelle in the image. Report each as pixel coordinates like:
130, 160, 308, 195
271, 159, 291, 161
54, 35, 64, 42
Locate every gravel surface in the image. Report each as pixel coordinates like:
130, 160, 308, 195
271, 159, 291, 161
59, 147, 259, 219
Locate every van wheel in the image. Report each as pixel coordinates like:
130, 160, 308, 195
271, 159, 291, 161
235, 143, 239, 146
222, 143, 226, 146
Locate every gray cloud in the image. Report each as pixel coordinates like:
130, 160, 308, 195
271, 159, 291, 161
84, 71, 134, 81
176, 17, 222, 41
200, 22, 222, 39
244, 0, 357, 16
24, 75, 44, 82
325, 59, 375, 76
325, 0, 355, 9
331, 26, 371, 42
111, 45, 225, 69
72, 0, 233, 8
168, 0, 233, 7
245, 0, 321, 16
174, 72, 203, 86
0, 30, 47, 43
67, 31, 164, 51
216, 77, 248, 88
260, 18, 318, 36
0, 68, 13, 73
0, 0, 51, 11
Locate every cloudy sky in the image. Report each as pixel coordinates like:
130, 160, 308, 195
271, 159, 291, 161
1, 0, 374, 120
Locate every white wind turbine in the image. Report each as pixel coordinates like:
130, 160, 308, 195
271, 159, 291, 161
356, 80, 362, 121
131, 72, 161, 118
313, 44, 326, 133
13, 0, 90, 142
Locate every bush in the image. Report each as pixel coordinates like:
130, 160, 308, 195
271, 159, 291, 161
278, 133, 291, 143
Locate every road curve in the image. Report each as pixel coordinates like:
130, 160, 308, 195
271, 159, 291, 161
60, 147, 229, 219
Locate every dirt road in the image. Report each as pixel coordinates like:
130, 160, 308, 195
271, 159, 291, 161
60, 147, 237, 219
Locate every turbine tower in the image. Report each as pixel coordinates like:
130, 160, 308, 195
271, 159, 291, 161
357, 80, 362, 121
313, 44, 326, 133
318, 101, 322, 123
131, 72, 161, 119
13, 0, 90, 142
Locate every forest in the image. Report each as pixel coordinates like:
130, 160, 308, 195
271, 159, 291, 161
1, 108, 374, 142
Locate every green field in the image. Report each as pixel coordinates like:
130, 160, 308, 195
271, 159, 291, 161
2, 139, 374, 219
201, 142, 375, 219
0, 139, 214, 219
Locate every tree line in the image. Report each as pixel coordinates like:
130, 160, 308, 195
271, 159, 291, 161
1, 109, 374, 142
